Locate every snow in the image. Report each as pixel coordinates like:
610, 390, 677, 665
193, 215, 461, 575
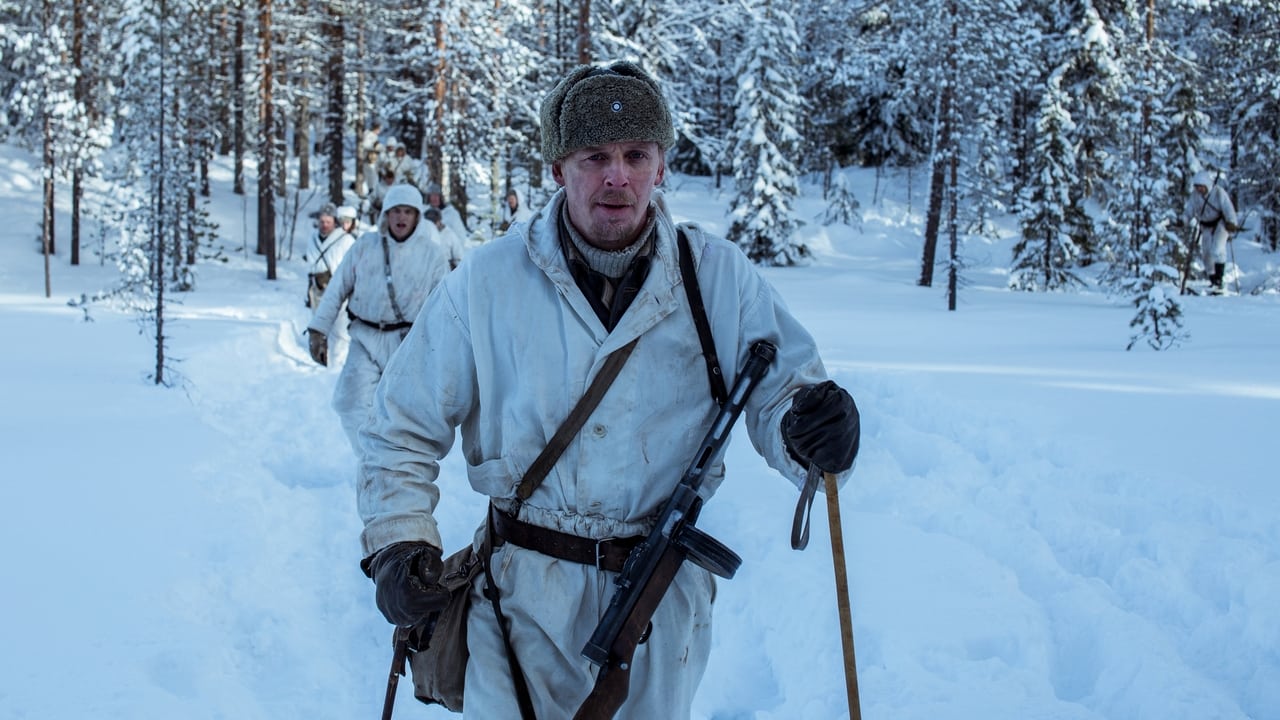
2, 142, 1278, 720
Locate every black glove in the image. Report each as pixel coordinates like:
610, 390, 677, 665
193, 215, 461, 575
365, 541, 449, 627
782, 380, 860, 474
307, 329, 328, 366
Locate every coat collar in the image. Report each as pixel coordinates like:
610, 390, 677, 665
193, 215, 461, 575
523, 189, 684, 351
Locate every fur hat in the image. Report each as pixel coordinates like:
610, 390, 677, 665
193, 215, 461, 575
336, 205, 358, 221
540, 61, 675, 164
318, 202, 338, 219
1192, 170, 1215, 189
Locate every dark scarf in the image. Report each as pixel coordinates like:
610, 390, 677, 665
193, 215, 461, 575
559, 206, 656, 331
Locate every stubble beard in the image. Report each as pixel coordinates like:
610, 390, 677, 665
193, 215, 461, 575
583, 191, 644, 250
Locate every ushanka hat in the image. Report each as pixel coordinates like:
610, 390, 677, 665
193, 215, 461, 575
540, 61, 675, 163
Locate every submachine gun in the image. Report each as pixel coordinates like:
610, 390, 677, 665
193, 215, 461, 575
574, 339, 777, 720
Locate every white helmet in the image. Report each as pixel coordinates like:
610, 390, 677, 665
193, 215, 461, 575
379, 184, 425, 224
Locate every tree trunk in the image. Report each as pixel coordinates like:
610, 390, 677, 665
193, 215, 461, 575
233, 0, 246, 195
296, 73, 310, 190
353, 8, 366, 198
43, 112, 54, 298
946, 150, 958, 309
919, 94, 948, 288
576, 0, 590, 64
71, 0, 84, 266
42, 0, 56, 266
217, 5, 233, 156
155, 0, 169, 385
326, 2, 344, 205
258, 0, 277, 280
429, 8, 448, 186
945, 2, 959, 310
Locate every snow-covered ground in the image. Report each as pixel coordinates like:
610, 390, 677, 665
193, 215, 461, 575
2, 143, 1278, 719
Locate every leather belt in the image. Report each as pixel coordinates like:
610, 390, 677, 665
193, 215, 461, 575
489, 506, 641, 573
347, 309, 412, 332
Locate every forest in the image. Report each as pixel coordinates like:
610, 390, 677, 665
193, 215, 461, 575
2, 0, 1278, 357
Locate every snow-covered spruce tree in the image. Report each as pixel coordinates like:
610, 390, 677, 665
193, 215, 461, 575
1039, 2, 1131, 266
837, 5, 932, 168
1218, 2, 1280, 253
725, 0, 806, 266
1, 0, 92, 279
1011, 67, 1084, 291
951, 0, 1038, 239
1159, 68, 1209, 291
81, 0, 222, 382
1115, 33, 1185, 350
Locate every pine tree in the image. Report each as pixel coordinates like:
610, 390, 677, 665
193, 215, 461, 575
1116, 11, 1186, 350
1011, 68, 1084, 291
726, 0, 807, 266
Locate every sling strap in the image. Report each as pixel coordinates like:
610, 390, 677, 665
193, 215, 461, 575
380, 234, 410, 325
677, 226, 728, 406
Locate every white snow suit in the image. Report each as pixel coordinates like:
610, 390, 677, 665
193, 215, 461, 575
1185, 173, 1239, 267
500, 187, 535, 233
307, 226, 355, 308
309, 201, 451, 452
357, 189, 843, 718
434, 201, 469, 245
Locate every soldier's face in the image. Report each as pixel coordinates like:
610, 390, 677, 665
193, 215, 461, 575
553, 141, 665, 251
318, 215, 337, 234
386, 206, 419, 241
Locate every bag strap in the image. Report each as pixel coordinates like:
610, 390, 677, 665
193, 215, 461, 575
483, 509, 539, 720
515, 336, 641, 500
677, 226, 728, 406
485, 338, 640, 719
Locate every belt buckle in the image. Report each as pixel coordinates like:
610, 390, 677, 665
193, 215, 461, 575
594, 537, 617, 570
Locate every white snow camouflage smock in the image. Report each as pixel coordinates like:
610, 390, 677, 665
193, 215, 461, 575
309, 212, 450, 451
1185, 176, 1239, 267
358, 189, 840, 718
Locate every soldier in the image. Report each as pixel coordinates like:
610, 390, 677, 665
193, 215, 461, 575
355, 62, 860, 718
1185, 170, 1240, 294
307, 185, 451, 452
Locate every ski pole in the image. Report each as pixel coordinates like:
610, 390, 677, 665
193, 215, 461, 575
819, 465, 862, 720
382, 626, 411, 720
1229, 236, 1241, 295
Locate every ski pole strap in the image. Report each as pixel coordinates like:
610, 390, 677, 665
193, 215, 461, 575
791, 463, 822, 550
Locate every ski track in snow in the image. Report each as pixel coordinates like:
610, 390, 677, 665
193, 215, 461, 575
4, 144, 1278, 718
135, 244, 1276, 720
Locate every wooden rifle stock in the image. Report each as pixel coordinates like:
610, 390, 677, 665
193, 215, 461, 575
572, 549, 685, 720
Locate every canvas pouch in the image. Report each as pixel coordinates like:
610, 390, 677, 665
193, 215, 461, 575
407, 538, 485, 712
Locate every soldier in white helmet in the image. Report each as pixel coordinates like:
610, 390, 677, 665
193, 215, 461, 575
1185, 170, 1240, 294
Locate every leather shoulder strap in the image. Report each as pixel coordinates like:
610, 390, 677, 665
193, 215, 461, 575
677, 226, 728, 406
516, 337, 640, 500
